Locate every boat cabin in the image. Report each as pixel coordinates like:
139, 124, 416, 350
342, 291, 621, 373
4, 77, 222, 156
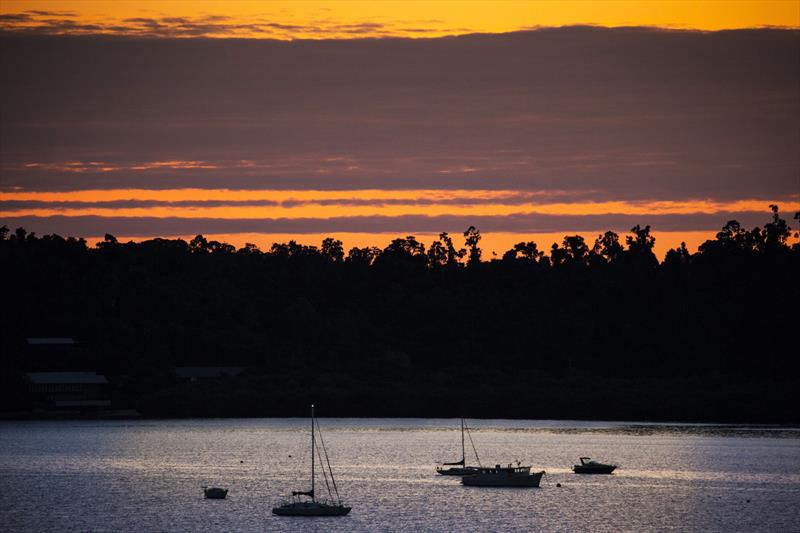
477, 464, 531, 474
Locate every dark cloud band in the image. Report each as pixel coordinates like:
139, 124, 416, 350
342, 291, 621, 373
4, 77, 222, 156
0, 192, 608, 210
1, 27, 797, 201
0, 211, 779, 238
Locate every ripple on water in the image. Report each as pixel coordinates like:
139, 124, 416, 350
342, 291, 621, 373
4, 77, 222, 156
0, 419, 798, 532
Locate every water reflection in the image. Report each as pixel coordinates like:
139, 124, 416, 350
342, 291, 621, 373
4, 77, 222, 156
0, 419, 798, 532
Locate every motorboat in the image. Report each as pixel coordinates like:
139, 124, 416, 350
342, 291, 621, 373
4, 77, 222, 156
203, 486, 228, 499
572, 457, 617, 474
436, 418, 481, 476
461, 463, 545, 487
272, 404, 351, 517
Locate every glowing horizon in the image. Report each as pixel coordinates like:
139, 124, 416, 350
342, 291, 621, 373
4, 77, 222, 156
76, 230, 729, 262
1, 1, 798, 40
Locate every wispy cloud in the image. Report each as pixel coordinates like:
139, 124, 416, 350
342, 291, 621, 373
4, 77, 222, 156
27, 11, 77, 17
0, 11, 472, 39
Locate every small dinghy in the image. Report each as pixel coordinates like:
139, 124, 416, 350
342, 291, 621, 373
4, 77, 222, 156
203, 486, 229, 499
572, 457, 617, 474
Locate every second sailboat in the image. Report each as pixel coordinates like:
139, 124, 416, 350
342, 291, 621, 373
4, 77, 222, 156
436, 418, 481, 476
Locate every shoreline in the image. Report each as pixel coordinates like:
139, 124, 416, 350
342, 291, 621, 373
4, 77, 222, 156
3, 411, 798, 426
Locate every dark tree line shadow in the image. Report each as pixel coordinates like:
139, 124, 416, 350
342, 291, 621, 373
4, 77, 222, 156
0, 205, 798, 421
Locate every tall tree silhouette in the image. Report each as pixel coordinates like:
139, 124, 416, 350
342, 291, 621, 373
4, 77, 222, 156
502, 241, 543, 263
625, 225, 657, 267
551, 235, 589, 266
664, 241, 691, 266
592, 231, 624, 264
346, 246, 381, 266
762, 204, 791, 251
463, 226, 482, 267
321, 237, 345, 262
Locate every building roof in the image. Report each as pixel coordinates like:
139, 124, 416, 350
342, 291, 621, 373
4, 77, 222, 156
175, 366, 245, 379
26, 372, 108, 384
26, 338, 76, 345
55, 400, 112, 407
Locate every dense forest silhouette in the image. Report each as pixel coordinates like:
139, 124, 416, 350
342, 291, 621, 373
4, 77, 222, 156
1, 205, 798, 422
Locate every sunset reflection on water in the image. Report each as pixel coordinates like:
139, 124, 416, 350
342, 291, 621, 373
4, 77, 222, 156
1, 419, 798, 532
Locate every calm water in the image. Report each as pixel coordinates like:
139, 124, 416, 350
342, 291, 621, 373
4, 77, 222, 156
1, 419, 799, 532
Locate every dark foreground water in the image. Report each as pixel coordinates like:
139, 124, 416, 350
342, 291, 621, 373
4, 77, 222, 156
1, 419, 798, 532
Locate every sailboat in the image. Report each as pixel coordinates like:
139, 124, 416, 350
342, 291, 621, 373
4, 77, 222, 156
436, 418, 481, 476
272, 404, 351, 517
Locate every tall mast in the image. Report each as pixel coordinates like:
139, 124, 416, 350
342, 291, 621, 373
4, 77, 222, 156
461, 418, 466, 465
311, 404, 315, 502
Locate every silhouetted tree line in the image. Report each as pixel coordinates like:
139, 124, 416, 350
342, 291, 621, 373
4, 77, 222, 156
0, 206, 798, 421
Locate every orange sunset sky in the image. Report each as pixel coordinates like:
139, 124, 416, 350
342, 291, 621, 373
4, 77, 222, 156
1, 1, 798, 258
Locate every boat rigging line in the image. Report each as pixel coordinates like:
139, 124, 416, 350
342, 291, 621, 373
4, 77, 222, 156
315, 417, 341, 503
465, 421, 482, 467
